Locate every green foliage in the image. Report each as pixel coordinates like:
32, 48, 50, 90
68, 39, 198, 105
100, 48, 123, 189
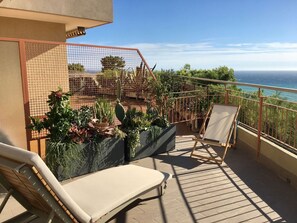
147, 126, 162, 145
229, 88, 297, 148
154, 64, 296, 149
121, 108, 148, 156
151, 65, 238, 119
146, 93, 170, 128
46, 141, 84, 179
124, 62, 150, 100
94, 98, 114, 125
29, 88, 125, 144
101, 55, 125, 72
29, 116, 44, 133
115, 100, 126, 123
28, 89, 129, 178
215, 66, 235, 81
153, 69, 183, 93
68, 63, 85, 72
116, 78, 122, 100
120, 107, 170, 157
113, 126, 127, 139
30, 88, 75, 142
261, 93, 297, 146
121, 108, 150, 130
153, 65, 236, 95
183, 64, 191, 71
177, 65, 235, 80
149, 71, 177, 121
73, 106, 93, 128
126, 129, 140, 158
151, 116, 169, 128
177, 64, 192, 77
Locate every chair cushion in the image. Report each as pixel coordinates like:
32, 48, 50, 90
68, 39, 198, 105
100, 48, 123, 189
62, 165, 167, 222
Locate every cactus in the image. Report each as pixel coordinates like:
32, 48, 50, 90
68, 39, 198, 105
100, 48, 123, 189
115, 100, 126, 123
116, 78, 122, 100
94, 98, 114, 125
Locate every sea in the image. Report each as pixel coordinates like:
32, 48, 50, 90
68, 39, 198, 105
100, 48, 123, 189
234, 71, 297, 101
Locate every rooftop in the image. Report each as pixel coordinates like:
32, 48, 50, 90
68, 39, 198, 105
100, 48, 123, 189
1, 124, 297, 222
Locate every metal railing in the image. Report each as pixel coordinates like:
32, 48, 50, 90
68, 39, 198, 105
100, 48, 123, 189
1, 37, 296, 157
164, 76, 297, 155
0, 37, 155, 153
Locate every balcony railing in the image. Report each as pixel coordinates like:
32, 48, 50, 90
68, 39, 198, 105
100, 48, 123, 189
1, 37, 296, 157
164, 75, 297, 155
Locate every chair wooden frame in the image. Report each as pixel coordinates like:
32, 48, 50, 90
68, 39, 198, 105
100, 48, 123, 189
0, 143, 170, 223
0, 157, 74, 223
191, 104, 241, 164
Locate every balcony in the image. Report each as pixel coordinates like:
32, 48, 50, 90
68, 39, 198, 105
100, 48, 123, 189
99, 132, 297, 222
1, 130, 297, 222
1, 38, 297, 222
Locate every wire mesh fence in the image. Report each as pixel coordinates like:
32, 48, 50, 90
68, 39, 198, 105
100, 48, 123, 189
2, 37, 297, 154
20, 40, 155, 143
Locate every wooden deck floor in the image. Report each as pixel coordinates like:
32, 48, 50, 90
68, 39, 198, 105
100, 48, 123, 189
1, 132, 297, 222
108, 135, 297, 223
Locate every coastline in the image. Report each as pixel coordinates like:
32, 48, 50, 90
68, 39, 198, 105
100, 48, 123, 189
234, 71, 297, 101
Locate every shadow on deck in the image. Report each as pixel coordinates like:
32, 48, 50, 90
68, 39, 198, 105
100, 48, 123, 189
109, 127, 297, 223
1, 124, 296, 223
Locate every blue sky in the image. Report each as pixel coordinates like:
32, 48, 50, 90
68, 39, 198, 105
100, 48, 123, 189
69, 0, 297, 71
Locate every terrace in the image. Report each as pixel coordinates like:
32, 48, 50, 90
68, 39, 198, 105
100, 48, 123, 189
1, 38, 297, 222
2, 131, 297, 222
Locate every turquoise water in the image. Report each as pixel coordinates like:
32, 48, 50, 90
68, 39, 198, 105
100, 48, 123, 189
234, 71, 297, 101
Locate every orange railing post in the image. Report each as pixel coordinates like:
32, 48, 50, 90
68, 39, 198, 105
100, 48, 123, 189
257, 95, 264, 158
136, 49, 156, 81
225, 87, 229, 105
18, 39, 31, 151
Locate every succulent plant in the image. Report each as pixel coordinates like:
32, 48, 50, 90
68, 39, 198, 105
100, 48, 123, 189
115, 99, 126, 123
94, 98, 114, 125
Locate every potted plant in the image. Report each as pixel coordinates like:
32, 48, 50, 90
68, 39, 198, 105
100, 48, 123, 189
115, 100, 176, 162
29, 88, 125, 181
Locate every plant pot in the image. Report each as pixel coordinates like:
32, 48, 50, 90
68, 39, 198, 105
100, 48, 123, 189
125, 124, 176, 162
46, 138, 124, 181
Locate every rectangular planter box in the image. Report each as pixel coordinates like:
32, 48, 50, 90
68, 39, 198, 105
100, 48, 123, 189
46, 138, 124, 181
125, 124, 176, 162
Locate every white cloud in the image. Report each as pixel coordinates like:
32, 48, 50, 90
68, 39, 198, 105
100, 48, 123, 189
123, 42, 297, 70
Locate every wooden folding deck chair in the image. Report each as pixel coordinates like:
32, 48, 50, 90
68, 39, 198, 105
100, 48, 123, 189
191, 104, 240, 164
0, 142, 171, 223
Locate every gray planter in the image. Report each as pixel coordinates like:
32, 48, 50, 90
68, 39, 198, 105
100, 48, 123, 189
125, 124, 176, 162
46, 138, 124, 181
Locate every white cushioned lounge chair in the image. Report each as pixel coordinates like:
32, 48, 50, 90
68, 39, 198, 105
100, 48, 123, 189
191, 104, 240, 164
0, 142, 171, 223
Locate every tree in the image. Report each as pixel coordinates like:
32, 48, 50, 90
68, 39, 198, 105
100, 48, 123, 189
68, 63, 85, 72
100, 55, 125, 72
178, 64, 191, 76
176, 64, 236, 82
215, 66, 235, 81
153, 69, 183, 93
